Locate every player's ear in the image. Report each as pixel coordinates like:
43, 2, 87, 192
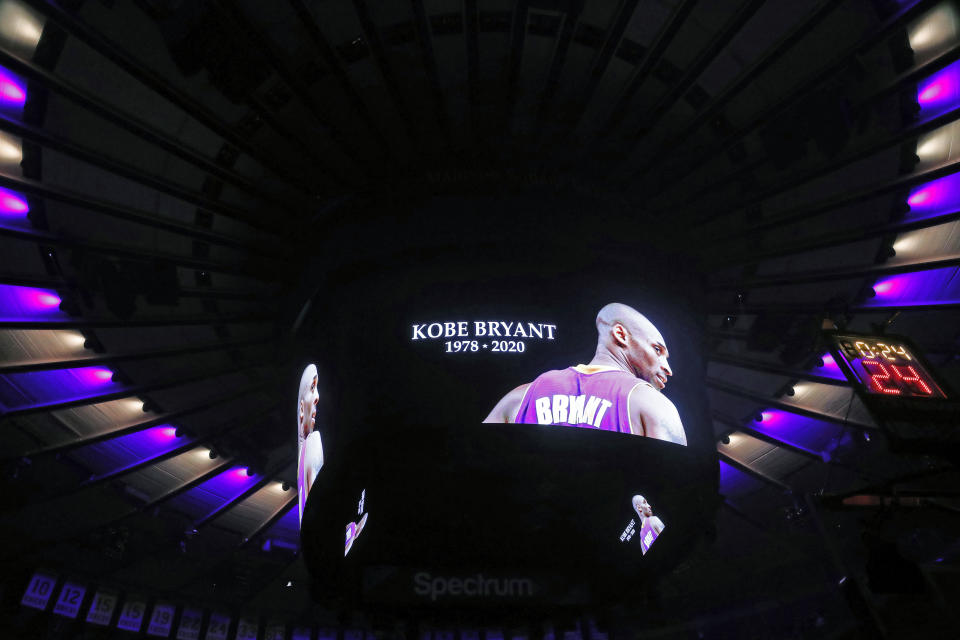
611, 323, 629, 347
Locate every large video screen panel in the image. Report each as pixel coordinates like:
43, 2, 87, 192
293, 231, 717, 600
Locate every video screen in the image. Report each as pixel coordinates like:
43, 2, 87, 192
294, 221, 717, 595
480, 303, 686, 445
344, 489, 367, 557
295, 364, 323, 524
619, 494, 665, 555
304, 252, 711, 452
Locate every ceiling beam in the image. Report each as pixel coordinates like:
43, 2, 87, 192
707, 377, 875, 430
5, 379, 268, 460
210, 0, 368, 188
0, 172, 287, 253
620, 0, 766, 153
710, 257, 960, 290
0, 47, 281, 201
708, 207, 960, 272
409, 0, 453, 154
708, 352, 848, 387
0, 224, 286, 281
701, 154, 960, 246
599, 0, 699, 137
0, 112, 280, 229
533, 6, 580, 141
642, 0, 942, 193
674, 40, 960, 222
286, 0, 400, 165
625, 0, 840, 186
0, 311, 271, 330
551, 0, 640, 140
0, 357, 273, 420
350, 0, 426, 166
25, 0, 309, 206
718, 449, 792, 492
0, 335, 272, 374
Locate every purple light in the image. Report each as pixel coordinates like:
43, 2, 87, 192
718, 459, 762, 498
811, 353, 846, 381
0, 284, 65, 321
873, 280, 897, 295
904, 172, 960, 221
165, 465, 260, 520
919, 84, 944, 103
0, 187, 28, 216
917, 58, 960, 118
0, 366, 124, 412
67, 424, 188, 477
867, 266, 960, 307
265, 504, 301, 547
0, 67, 26, 108
750, 409, 844, 459
76, 366, 115, 385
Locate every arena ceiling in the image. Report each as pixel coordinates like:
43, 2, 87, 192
1, 0, 960, 637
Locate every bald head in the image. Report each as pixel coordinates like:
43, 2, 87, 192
633, 494, 652, 518
592, 303, 672, 388
596, 303, 663, 346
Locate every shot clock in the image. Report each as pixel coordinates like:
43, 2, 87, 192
830, 335, 946, 399
824, 331, 958, 454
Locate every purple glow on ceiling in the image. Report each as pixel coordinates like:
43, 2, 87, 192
811, 353, 846, 381
0, 365, 123, 412
718, 459, 762, 499
166, 465, 260, 520
0, 67, 26, 109
265, 503, 300, 548
0, 187, 28, 217
904, 172, 960, 221
751, 409, 844, 459
67, 424, 187, 478
78, 366, 115, 384
867, 265, 960, 307
0, 283, 65, 321
917, 58, 960, 118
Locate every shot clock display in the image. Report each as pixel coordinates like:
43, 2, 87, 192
829, 335, 946, 399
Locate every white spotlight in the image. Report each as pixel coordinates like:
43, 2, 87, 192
892, 235, 917, 255
908, 4, 959, 60
915, 130, 950, 162
61, 330, 87, 348
0, 131, 21, 164
0, 0, 45, 58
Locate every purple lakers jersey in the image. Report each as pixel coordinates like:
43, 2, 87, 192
639, 517, 663, 555
514, 365, 647, 433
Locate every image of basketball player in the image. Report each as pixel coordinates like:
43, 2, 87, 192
633, 494, 665, 555
297, 364, 323, 524
344, 512, 368, 557
484, 302, 687, 445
